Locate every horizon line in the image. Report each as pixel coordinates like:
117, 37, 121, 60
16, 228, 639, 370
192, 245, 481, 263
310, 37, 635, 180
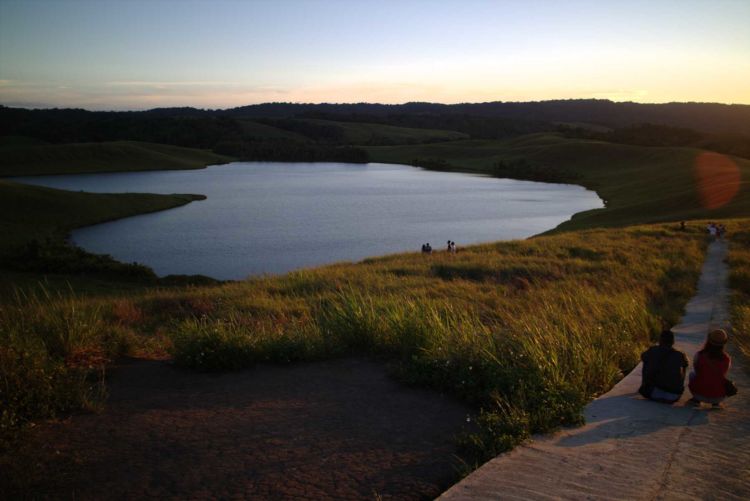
2, 97, 750, 113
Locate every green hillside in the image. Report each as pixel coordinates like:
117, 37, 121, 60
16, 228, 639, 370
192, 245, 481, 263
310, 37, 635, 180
0, 140, 233, 176
237, 120, 310, 141
241, 117, 470, 145
0, 180, 203, 255
298, 118, 469, 145
367, 133, 750, 230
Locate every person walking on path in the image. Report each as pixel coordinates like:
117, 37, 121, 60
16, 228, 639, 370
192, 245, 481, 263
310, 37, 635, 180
689, 329, 732, 408
639, 329, 690, 403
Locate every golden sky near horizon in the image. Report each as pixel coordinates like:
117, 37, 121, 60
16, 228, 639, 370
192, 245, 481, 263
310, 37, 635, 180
1, 0, 748, 109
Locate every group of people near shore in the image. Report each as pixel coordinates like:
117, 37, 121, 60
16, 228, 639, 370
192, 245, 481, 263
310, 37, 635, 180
706, 222, 727, 239
640, 328, 736, 407
421, 241, 457, 254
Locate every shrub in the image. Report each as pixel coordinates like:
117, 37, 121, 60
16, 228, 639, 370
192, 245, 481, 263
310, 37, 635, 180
0, 289, 112, 443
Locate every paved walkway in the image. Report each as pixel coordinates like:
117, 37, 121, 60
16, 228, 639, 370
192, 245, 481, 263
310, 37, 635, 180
441, 240, 750, 500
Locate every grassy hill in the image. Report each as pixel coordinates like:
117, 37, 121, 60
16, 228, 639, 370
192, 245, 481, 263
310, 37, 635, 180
367, 133, 750, 230
0, 140, 232, 176
0, 180, 203, 256
295, 119, 469, 145
245, 117, 469, 145
237, 119, 310, 141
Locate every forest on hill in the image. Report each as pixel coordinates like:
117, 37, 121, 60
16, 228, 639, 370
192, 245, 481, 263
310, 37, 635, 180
1, 100, 749, 162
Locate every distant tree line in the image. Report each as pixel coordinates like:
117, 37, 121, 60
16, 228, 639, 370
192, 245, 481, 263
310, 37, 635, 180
214, 139, 368, 163
0, 107, 242, 147
220, 99, 750, 136
411, 158, 455, 171
492, 159, 581, 184
411, 156, 582, 183
2, 102, 748, 160
0, 107, 370, 163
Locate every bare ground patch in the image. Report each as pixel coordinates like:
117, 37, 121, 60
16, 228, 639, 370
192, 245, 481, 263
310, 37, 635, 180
2, 357, 472, 500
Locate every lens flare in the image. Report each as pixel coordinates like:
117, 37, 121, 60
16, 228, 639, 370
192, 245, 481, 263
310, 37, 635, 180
694, 152, 741, 210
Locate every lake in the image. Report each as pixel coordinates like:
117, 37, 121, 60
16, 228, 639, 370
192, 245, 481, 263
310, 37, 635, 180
15, 162, 603, 279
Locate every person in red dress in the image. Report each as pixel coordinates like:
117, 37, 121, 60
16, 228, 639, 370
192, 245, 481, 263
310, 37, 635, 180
688, 329, 732, 408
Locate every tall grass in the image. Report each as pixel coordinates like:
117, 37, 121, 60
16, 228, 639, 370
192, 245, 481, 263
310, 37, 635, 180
165, 223, 704, 461
727, 220, 750, 366
0, 288, 121, 444
1, 222, 708, 461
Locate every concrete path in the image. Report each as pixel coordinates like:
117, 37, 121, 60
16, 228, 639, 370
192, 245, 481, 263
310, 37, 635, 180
440, 240, 750, 500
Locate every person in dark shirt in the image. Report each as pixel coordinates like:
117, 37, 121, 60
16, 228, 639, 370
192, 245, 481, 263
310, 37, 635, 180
639, 329, 689, 403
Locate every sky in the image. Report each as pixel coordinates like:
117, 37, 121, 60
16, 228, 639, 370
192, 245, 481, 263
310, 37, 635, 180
1, 0, 749, 110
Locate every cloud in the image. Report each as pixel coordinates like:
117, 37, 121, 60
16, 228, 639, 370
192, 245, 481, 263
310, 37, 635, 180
0, 78, 298, 110
105, 80, 238, 87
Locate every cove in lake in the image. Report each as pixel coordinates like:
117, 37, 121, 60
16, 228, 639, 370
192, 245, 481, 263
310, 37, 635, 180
16, 162, 603, 280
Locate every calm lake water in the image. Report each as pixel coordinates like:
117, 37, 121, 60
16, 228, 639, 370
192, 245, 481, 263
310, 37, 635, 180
15, 162, 603, 279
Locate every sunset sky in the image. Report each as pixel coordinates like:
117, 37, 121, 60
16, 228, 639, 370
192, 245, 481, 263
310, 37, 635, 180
1, 0, 748, 110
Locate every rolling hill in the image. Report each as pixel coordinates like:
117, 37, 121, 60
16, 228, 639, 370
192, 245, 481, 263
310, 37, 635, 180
0, 140, 232, 176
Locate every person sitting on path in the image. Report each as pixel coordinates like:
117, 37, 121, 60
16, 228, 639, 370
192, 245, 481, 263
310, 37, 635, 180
639, 329, 689, 404
688, 329, 732, 408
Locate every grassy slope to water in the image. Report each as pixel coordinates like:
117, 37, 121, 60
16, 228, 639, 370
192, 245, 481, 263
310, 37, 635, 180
367, 133, 750, 230
0, 180, 203, 254
0, 140, 232, 176
1, 221, 710, 460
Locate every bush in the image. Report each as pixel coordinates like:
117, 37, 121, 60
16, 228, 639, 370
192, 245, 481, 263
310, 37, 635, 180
0, 290, 112, 444
171, 318, 255, 371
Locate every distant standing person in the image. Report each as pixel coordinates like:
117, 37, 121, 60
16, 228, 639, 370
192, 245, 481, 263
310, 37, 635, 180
689, 329, 733, 408
450, 241, 457, 254
639, 329, 689, 404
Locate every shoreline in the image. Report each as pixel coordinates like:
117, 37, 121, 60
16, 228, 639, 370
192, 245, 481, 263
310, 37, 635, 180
6, 160, 605, 281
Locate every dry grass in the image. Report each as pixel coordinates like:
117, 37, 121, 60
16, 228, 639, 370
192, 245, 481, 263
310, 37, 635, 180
727, 219, 750, 366
1, 221, 709, 459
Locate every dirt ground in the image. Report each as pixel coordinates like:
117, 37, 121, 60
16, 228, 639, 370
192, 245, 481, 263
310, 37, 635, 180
2, 357, 472, 500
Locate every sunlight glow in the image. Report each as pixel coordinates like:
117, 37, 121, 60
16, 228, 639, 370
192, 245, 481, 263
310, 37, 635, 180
694, 152, 741, 210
